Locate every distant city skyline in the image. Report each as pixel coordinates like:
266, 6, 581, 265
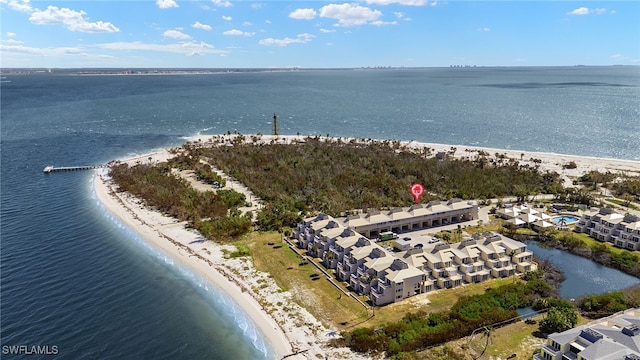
1, 0, 638, 68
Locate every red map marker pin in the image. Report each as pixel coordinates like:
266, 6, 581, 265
410, 182, 425, 203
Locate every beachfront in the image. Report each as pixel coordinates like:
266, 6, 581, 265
94, 134, 640, 359
93, 152, 355, 360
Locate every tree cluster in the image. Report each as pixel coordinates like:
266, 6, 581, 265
109, 162, 251, 241
192, 137, 563, 217
576, 285, 640, 318
342, 279, 554, 356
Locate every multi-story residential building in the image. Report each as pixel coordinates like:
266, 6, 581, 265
339, 198, 479, 238
370, 259, 429, 306
293, 211, 536, 306
575, 209, 640, 251
534, 308, 640, 360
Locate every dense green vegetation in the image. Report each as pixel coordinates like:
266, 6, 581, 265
538, 305, 578, 334
341, 276, 555, 356
109, 162, 251, 241
188, 137, 564, 217
577, 171, 640, 199
576, 285, 640, 318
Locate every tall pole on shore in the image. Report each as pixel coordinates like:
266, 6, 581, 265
272, 113, 279, 136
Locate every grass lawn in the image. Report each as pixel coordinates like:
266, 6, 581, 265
247, 231, 369, 330
605, 198, 639, 210
562, 231, 631, 257
476, 316, 544, 360
447, 314, 590, 360
463, 217, 504, 234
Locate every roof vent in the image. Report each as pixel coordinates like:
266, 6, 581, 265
580, 328, 603, 343
622, 324, 640, 337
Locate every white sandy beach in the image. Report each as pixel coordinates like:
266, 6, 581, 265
94, 147, 360, 360
94, 134, 640, 360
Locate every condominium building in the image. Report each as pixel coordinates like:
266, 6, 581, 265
534, 308, 640, 360
339, 198, 478, 238
575, 209, 640, 251
292, 210, 535, 306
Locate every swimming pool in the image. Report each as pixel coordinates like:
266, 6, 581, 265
551, 215, 580, 225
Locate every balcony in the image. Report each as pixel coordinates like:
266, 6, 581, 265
377, 280, 391, 290
541, 344, 560, 356
459, 264, 474, 274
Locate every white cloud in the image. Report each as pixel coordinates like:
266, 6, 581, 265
610, 54, 639, 63
265, 20, 271, 24
371, 20, 397, 26
242, 21, 253, 26
568, 7, 589, 15
222, 15, 232, 21
4, 38, 24, 44
97, 41, 226, 56
289, 8, 317, 20
156, 0, 178, 9
251, 3, 264, 9
567, 6, 608, 16
366, 0, 438, 5
223, 29, 255, 37
2, 0, 33, 12
0, 43, 102, 58
319, 3, 383, 27
259, 33, 315, 47
192, 21, 212, 30
224, 29, 242, 35
366, 0, 429, 5
212, 0, 232, 8
319, 28, 336, 33
477, 27, 491, 32
29, 6, 120, 33
6, 32, 16, 37
392, 12, 413, 22
163, 29, 191, 39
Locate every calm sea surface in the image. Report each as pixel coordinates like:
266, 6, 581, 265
1, 67, 639, 359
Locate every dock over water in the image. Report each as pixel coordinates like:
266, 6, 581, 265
43, 165, 105, 173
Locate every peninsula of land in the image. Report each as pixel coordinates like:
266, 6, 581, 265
93, 134, 640, 359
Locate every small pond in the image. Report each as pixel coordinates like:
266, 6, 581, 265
527, 241, 639, 299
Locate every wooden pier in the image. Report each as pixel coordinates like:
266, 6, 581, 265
43, 165, 105, 173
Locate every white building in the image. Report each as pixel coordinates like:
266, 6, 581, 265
575, 209, 640, 251
293, 210, 536, 306
534, 308, 640, 360
339, 198, 478, 238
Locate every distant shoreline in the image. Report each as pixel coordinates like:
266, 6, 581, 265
2, 65, 638, 76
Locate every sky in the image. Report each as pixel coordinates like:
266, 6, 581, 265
1, 0, 638, 68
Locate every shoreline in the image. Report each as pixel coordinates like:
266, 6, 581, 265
93, 145, 361, 360
190, 134, 640, 179
94, 172, 293, 359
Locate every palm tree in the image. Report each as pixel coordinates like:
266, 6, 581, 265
559, 216, 567, 229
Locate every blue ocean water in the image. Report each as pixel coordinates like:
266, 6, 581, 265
1, 67, 639, 359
